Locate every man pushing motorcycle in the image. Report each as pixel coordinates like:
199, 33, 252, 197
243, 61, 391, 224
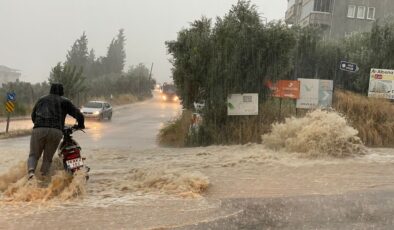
27, 83, 85, 180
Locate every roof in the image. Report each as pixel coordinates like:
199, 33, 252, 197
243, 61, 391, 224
0, 65, 20, 73
87, 100, 108, 104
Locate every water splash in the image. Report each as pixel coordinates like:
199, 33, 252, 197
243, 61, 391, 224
117, 168, 209, 198
262, 110, 366, 158
0, 158, 87, 202
0, 161, 26, 191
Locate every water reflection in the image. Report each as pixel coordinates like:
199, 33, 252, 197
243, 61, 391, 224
85, 120, 104, 142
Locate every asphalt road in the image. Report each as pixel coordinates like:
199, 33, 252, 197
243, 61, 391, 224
0, 92, 181, 151
1, 92, 394, 229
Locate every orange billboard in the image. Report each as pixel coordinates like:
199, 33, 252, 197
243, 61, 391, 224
267, 80, 300, 99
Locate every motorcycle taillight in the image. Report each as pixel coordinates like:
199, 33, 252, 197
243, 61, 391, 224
65, 153, 80, 160
61, 146, 81, 159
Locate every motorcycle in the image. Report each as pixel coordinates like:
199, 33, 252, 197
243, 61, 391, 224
58, 125, 90, 179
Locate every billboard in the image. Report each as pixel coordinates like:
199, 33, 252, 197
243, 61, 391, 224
296, 78, 333, 109
267, 80, 300, 99
368, 68, 394, 100
227, 93, 259, 116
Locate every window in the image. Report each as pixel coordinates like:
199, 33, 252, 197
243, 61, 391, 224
367, 7, 375, 20
347, 5, 356, 18
357, 6, 366, 19
314, 0, 332, 13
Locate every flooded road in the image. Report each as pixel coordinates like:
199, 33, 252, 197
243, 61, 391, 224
1, 94, 394, 229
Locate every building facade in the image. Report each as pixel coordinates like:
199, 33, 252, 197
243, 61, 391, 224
285, 0, 394, 39
0, 65, 20, 86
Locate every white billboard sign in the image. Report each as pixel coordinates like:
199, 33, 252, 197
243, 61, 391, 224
368, 68, 394, 100
296, 78, 333, 109
227, 93, 259, 116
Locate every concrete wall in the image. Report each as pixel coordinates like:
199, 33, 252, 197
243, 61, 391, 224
330, 0, 394, 39
0, 71, 20, 86
287, 0, 394, 39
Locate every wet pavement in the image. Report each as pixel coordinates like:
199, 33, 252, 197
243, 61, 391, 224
1, 93, 394, 229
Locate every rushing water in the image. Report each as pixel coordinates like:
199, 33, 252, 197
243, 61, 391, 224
1, 110, 394, 229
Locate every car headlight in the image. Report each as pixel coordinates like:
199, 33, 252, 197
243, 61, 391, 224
173, 96, 179, 101
162, 95, 167, 100
93, 111, 100, 115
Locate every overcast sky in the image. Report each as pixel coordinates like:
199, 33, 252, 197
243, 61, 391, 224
0, 0, 286, 84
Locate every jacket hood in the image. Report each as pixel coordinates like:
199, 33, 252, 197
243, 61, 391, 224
50, 83, 64, 96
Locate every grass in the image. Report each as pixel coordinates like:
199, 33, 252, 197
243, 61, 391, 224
158, 90, 394, 147
108, 94, 140, 106
334, 90, 394, 147
0, 129, 32, 140
157, 110, 192, 147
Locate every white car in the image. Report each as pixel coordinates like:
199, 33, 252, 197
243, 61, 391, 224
80, 101, 112, 121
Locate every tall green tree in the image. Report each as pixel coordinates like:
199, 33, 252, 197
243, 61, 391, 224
369, 21, 394, 69
166, 0, 296, 144
166, 17, 212, 109
105, 29, 126, 74
65, 32, 89, 70
49, 63, 86, 101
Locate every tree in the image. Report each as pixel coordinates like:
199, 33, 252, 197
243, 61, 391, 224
166, 0, 296, 144
166, 16, 213, 109
85, 48, 98, 78
105, 29, 126, 74
49, 63, 86, 101
65, 32, 89, 70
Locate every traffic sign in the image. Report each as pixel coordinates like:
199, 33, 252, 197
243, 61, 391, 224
7, 92, 16, 101
5, 101, 15, 113
340, 61, 359, 73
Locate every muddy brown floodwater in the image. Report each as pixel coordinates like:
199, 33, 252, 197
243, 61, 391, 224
1, 101, 394, 229
1, 145, 394, 229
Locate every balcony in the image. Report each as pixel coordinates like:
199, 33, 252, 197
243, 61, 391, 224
299, 11, 332, 28
285, 5, 295, 24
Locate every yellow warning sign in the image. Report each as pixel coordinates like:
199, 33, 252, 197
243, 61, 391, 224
5, 101, 14, 113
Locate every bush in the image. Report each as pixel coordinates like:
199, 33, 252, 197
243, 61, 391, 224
157, 110, 192, 147
334, 90, 394, 146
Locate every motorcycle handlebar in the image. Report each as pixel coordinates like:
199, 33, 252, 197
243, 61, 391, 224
64, 125, 85, 133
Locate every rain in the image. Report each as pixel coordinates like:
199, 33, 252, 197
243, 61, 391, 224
1, 0, 394, 229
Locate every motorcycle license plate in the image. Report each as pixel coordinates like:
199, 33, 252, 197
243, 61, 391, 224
66, 158, 84, 169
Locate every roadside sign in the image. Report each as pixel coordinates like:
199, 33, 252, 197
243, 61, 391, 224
7, 92, 16, 101
318, 80, 334, 108
227, 93, 258, 116
340, 61, 359, 73
368, 68, 394, 100
5, 92, 16, 133
267, 80, 300, 99
296, 78, 333, 109
5, 101, 15, 113
277, 80, 300, 99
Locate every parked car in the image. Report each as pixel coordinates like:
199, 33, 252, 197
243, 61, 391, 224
80, 101, 112, 121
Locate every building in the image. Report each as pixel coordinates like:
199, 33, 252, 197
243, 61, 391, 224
0, 65, 20, 86
285, 0, 394, 39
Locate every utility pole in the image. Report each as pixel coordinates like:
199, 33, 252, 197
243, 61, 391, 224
149, 62, 154, 80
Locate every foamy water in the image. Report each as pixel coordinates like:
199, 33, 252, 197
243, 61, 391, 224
0, 158, 87, 202
263, 110, 366, 157
0, 110, 393, 228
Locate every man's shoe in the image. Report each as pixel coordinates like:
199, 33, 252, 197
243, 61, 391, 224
28, 171, 35, 180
